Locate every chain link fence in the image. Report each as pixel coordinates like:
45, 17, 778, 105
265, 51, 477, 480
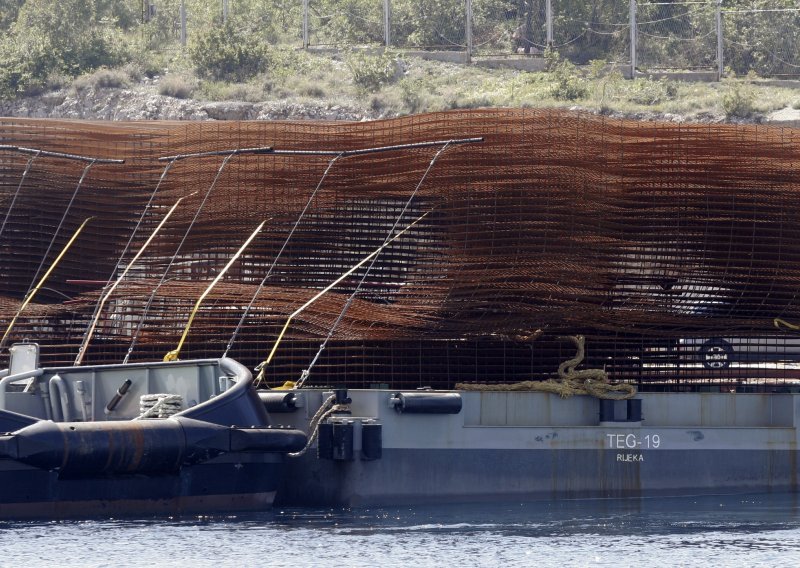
636, 1, 717, 71
722, 4, 800, 78
151, 1, 800, 79
307, 0, 385, 47
391, 0, 467, 50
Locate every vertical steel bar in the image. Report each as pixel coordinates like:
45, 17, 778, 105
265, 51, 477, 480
716, 0, 723, 81
629, 0, 637, 79
303, 0, 309, 48
465, 0, 473, 63
384, 0, 391, 47
180, 0, 187, 46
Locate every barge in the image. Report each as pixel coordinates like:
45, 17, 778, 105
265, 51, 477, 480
272, 385, 800, 506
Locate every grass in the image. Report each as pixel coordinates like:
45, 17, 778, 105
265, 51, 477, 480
54, 49, 800, 121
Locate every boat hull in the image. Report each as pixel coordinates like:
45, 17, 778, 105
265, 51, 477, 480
278, 447, 799, 506
0, 453, 284, 519
273, 389, 800, 506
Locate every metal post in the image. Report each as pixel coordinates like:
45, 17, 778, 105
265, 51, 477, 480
716, 0, 723, 81
223, 0, 229, 24
629, 0, 636, 79
302, 0, 309, 49
384, 0, 391, 47
546, 0, 553, 48
465, 0, 473, 63
180, 0, 187, 46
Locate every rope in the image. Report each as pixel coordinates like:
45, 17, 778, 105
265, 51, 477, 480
296, 143, 451, 388
288, 394, 352, 458
126, 153, 234, 362
134, 393, 183, 420
0, 217, 93, 349
775, 317, 800, 332
223, 153, 343, 359
28, 160, 95, 291
254, 209, 432, 386
0, 151, 40, 242
456, 335, 637, 400
82, 157, 174, 365
163, 220, 266, 362
77, 191, 189, 366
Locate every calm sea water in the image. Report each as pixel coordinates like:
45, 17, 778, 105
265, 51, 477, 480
2, 494, 800, 567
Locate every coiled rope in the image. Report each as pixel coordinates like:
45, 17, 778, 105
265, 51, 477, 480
456, 335, 637, 400
288, 394, 351, 458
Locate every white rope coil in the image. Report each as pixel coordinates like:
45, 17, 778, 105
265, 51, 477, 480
136, 393, 183, 419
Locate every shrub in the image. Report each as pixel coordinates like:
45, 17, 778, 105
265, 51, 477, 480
189, 23, 266, 82
623, 78, 677, 106
549, 58, 588, 101
721, 82, 757, 118
73, 67, 130, 92
159, 74, 195, 99
345, 50, 399, 92
0, 0, 130, 99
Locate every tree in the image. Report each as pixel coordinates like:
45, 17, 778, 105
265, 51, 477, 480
0, 0, 130, 97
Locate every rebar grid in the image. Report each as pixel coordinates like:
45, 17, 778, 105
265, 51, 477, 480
2, 110, 800, 391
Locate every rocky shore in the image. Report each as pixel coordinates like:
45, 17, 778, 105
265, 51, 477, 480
0, 78, 378, 122
2, 76, 800, 126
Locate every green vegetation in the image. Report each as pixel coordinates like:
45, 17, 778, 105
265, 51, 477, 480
0, 0, 131, 97
0, 0, 798, 122
721, 81, 758, 119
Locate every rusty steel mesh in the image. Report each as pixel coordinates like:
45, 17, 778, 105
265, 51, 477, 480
2, 109, 800, 391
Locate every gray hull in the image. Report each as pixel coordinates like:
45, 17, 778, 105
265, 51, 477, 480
273, 389, 800, 506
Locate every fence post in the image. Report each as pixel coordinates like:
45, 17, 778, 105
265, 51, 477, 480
465, 0, 473, 63
222, 0, 228, 24
629, 0, 636, 79
384, 0, 391, 47
302, 0, 309, 49
180, 0, 187, 46
716, 0, 723, 80
546, 0, 553, 48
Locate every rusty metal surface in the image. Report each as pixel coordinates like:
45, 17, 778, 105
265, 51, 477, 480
2, 110, 800, 389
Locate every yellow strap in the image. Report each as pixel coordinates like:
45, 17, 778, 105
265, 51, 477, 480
255, 209, 431, 383
76, 194, 191, 366
164, 220, 266, 362
1, 216, 93, 347
774, 318, 800, 331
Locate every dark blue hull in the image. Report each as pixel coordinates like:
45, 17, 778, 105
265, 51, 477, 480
0, 453, 284, 519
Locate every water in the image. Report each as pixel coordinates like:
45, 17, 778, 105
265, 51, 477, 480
3, 494, 800, 567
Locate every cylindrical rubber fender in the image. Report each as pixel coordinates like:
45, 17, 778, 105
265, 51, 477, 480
361, 422, 382, 461
0, 417, 309, 474
229, 427, 307, 453
599, 399, 616, 422
2, 419, 189, 475
627, 399, 643, 422
331, 421, 354, 461
392, 392, 462, 414
258, 391, 298, 413
317, 422, 333, 460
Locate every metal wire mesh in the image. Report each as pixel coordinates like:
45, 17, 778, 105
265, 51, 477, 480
470, 0, 545, 57
308, 0, 385, 47
722, 5, 800, 78
391, 0, 466, 50
3, 111, 800, 392
637, 1, 717, 71
552, 0, 630, 64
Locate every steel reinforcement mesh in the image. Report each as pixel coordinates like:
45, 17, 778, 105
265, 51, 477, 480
2, 109, 800, 391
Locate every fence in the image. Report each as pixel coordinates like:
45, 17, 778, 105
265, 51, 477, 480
159, 1, 800, 79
